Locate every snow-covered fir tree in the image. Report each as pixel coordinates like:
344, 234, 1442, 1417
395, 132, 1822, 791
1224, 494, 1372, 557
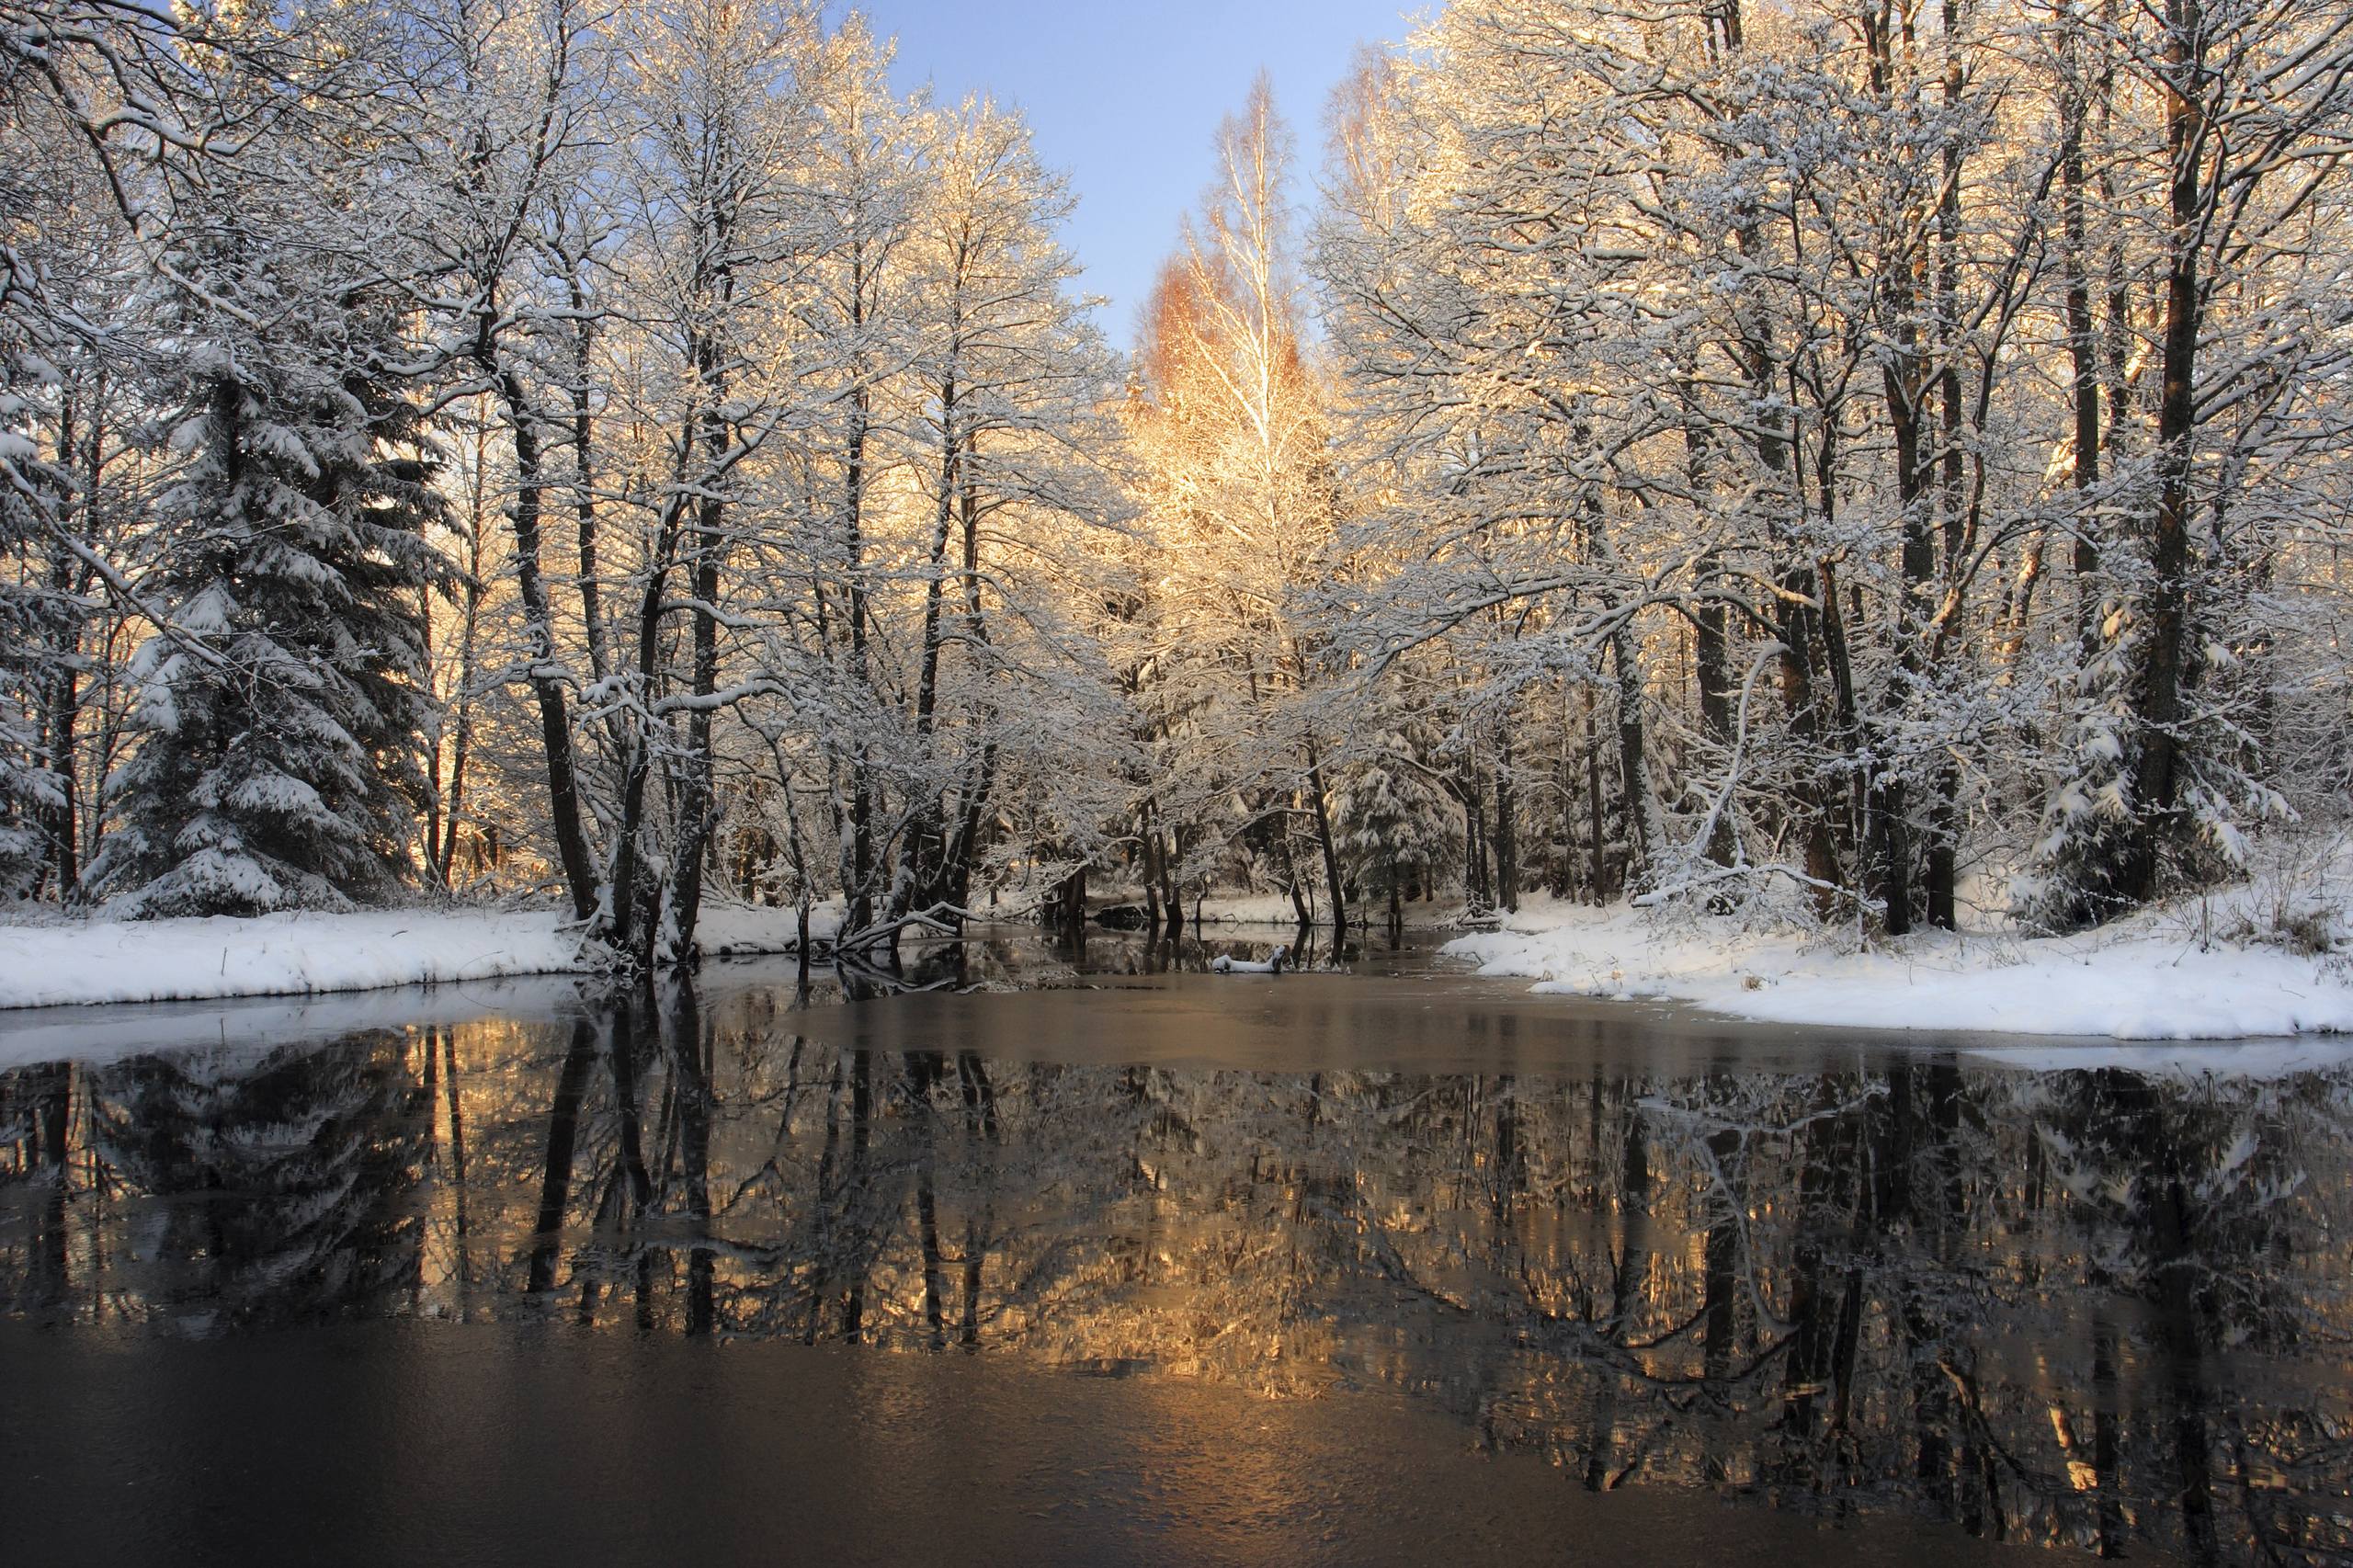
94, 176, 449, 917
97, 317, 448, 916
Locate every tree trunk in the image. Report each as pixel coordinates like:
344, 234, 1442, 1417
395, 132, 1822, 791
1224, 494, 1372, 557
2129, 0, 2207, 903
1276, 809, 1313, 926
2061, 21, 2105, 658
608, 429, 693, 963
1141, 800, 1164, 933
1685, 391, 1738, 871
1463, 767, 1490, 910
1492, 734, 1519, 914
908, 358, 961, 914
668, 483, 723, 961
490, 359, 598, 923
1584, 687, 1608, 904
1610, 630, 1665, 890
1162, 826, 1184, 937
566, 259, 610, 690
939, 437, 995, 912
436, 520, 483, 887
40, 649, 76, 899
1305, 738, 1347, 934
1872, 341, 1933, 938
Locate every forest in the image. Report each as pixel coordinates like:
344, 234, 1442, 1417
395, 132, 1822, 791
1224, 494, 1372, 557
6, 0, 2353, 971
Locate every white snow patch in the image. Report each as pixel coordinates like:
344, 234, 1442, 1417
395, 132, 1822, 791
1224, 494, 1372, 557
697, 899, 845, 957
0, 900, 858, 1014
1442, 892, 2353, 1041
0, 909, 592, 1011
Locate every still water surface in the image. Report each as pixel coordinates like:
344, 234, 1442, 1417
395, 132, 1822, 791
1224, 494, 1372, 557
2, 927, 2348, 1565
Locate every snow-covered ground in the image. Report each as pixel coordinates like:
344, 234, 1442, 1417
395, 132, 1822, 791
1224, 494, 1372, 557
0, 900, 843, 1011
1189, 892, 1323, 926
1444, 889, 2353, 1040
697, 899, 847, 956
0, 909, 585, 1010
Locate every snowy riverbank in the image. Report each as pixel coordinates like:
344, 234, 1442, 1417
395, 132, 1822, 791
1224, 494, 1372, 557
0, 901, 845, 1010
6, 874, 2347, 1041
1442, 889, 2353, 1040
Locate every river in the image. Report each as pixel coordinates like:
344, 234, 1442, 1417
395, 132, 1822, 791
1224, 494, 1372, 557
2, 926, 2347, 1565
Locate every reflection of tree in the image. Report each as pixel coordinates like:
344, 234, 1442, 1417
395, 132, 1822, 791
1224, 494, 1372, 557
2030, 1067, 2335, 1564
7, 1009, 2353, 1563
0, 1033, 430, 1326
0, 1060, 75, 1312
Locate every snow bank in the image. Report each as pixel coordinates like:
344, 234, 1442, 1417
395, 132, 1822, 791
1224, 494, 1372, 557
0, 909, 591, 1010
699, 899, 845, 956
1194, 892, 1318, 926
1442, 894, 2353, 1040
0, 900, 843, 1011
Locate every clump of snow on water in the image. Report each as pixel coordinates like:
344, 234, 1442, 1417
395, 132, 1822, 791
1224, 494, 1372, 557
1443, 876, 2353, 1041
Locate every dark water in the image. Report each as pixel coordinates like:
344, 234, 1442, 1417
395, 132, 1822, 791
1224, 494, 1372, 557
2, 927, 2348, 1566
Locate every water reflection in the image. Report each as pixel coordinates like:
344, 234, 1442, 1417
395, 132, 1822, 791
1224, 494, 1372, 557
4, 959, 2350, 1564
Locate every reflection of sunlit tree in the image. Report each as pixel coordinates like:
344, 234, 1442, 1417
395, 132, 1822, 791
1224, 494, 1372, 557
8, 999, 2353, 1562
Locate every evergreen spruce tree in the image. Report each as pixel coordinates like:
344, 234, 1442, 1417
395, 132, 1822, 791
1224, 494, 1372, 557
0, 377, 70, 901
96, 293, 449, 916
1333, 722, 1459, 925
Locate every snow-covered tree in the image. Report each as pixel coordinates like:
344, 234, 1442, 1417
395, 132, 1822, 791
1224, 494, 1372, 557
92, 8, 452, 915
1128, 76, 1353, 928
98, 295, 449, 915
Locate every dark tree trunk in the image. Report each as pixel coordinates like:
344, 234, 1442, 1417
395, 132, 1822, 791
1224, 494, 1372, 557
2127, 0, 2207, 903
668, 490, 722, 960
1463, 767, 1491, 910
434, 518, 484, 889
41, 654, 76, 898
1873, 345, 1934, 938
938, 445, 995, 913
1584, 687, 1608, 904
2062, 21, 2105, 659
667, 274, 733, 963
608, 466, 688, 964
1163, 827, 1184, 937
1610, 631, 1662, 890
908, 365, 961, 914
490, 360, 598, 923
1492, 734, 1519, 914
565, 261, 610, 690
1306, 739, 1347, 934
840, 242, 879, 939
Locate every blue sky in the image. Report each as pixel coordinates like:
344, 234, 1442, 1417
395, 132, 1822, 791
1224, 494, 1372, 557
837, 1, 1420, 348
